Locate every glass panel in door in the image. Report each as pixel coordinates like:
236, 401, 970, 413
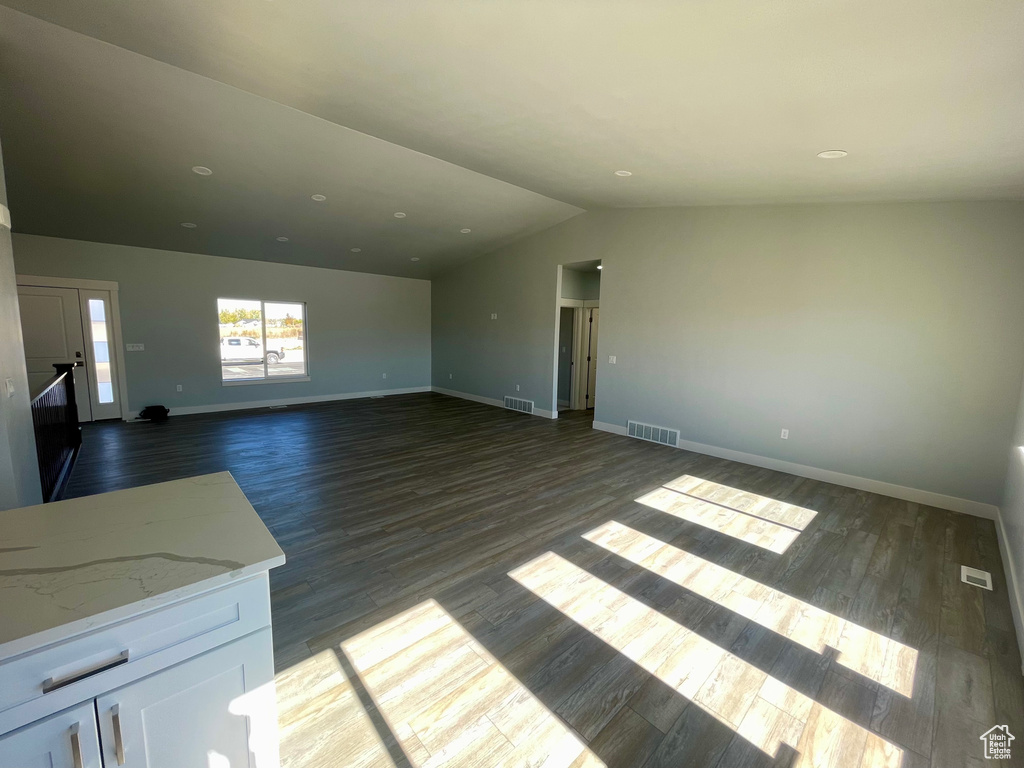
88, 299, 114, 404
81, 290, 122, 420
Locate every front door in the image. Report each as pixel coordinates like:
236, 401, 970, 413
17, 285, 93, 421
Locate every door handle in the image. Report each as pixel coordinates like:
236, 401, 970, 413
42, 650, 129, 693
70, 723, 84, 768
112, 704, 126, 765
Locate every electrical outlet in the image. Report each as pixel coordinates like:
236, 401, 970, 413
608, 355, 616, 364
780, 429, 789, 439
4, 378, 13, 398
490, 313, 498, 320
126, 343, 145, 352
449, 373, 453, 380
516, 384, 520, 392
176, 384, 183, 393
382, 373, 387, 379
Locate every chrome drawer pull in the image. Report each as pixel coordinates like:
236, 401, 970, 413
112, 704, 126, 765
42, 650, 129, 693
70, 723, 84, 768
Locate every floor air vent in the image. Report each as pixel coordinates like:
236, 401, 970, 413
627, 420, 679, 448
961, 565, 993, 590
504, 396, 535, 415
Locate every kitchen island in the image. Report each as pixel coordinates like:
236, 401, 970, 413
0, 472, 285, 767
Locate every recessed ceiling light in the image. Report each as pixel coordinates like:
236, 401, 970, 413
597, 265, 603, 270
180, 222, 197, 229
460, 228, 472, 234
614, 170, 632, 177
394, 212, 407, 218
276, 236, 289, 242
351, 248, 362, 253
191, 166, 213, 176
817, 150, 848, 159
311, 194, 327, 202
410, 257, 420, 262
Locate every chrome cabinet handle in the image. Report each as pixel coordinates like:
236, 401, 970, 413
42, 650, 129, 694
70, 723, 84, 768
112, 704, 126, 766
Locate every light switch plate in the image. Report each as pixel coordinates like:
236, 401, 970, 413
4, 378, 14, 398
608, 356, 616, 364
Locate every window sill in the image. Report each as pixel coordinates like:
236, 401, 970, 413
222, 376, 311, 387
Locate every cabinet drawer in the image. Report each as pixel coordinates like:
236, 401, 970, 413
0, 573, 271, 733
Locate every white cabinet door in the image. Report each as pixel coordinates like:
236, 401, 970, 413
0, 701, 102, 768
96, 629, 278, 768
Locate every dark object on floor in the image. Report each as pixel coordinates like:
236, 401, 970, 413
137, 405, 170, 422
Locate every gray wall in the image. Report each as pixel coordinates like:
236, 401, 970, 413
0, 136, 42, 509
560, 268, 600, 300
1001, 372, 1024, 663
433, 201, 1024, 505
14, 235, 431, 416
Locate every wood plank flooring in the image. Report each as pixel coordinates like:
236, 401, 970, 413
66, 393, 1024, 768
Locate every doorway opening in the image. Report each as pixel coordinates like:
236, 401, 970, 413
16, 275, 128, 422
553, 260, 601, 419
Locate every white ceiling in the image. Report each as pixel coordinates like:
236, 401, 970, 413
0, 8, 581, 277
1, 1, 1022, 275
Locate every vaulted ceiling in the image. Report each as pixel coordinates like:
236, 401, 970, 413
1, 1, 1022, 276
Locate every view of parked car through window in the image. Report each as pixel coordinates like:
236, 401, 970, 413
218, 298, 307, 382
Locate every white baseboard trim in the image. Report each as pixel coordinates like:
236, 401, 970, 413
431, 386, 503, 409
593, 421, 629, 436
592, 420, 1000, 520
995, 510, 1024, 675
431, 386, 556, 419
128, 386, 432, 419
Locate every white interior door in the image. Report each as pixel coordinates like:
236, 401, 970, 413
0, 701, 102, 768
17, 285, 93, 421
587, 308, 599, 409
97, 629, 277, 768
574, 307, 599, 410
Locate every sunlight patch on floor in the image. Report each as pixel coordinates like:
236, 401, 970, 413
635, 475, 817, 554
667, 476, 818, 529
583, 520, 917, 697
274, 600, 604, 768
276, 648, 397, 767
509, 552, 904, 768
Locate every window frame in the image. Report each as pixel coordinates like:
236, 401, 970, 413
218, 297, 310, 386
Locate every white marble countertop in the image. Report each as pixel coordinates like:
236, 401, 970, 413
0, 472, 285, 659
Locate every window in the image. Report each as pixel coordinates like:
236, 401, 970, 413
218, 298, 307, 384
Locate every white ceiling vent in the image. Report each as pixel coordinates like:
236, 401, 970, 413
504, 396, 534, 415
961, 565, 993, 590
627, 420, 679, 448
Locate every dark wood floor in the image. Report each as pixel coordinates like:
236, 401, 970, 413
67, 393, 1024, 768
